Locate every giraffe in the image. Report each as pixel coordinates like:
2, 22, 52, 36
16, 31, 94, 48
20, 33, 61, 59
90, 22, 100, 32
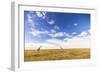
37, 46, 42, 51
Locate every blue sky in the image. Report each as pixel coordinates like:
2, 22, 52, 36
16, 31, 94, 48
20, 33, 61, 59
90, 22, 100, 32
24, 11, 90, 49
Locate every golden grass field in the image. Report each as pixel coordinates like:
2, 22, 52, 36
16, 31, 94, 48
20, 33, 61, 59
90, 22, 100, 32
24, 48, 90, 62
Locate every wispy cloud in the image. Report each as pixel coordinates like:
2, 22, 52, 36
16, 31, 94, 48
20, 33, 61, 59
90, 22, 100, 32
27, 14, 33, 23
49, 31, 72, 38
51, 29, 56, 33
35, 11, 55, 25
30, 29, 49, 36
36, 12, 43, 17
78, 30, 90, 37
26, 13, 38, 29
47, 19, 55, 25
64, 32, 72, 38
49, 32, 64, 38
35, 12, 47, 19
73, 23, 78, 26
71, 32, 77, 35
54, 25, 60, 30
78, 32, 88, 37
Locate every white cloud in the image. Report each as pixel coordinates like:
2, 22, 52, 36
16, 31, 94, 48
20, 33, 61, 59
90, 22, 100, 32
54, 25, 60, 30
35, 11, 47, 19
36, 12, 43, 18
47, 31, 91, 48
78, 31, 88, 37
49, 32, 64, 37
53, 32, 64, 37
63, 38, 69, 41
49, 31, 72, 38
47, 20, 55, 25
73, 23, 78, 26
26, 14, 37, 28
64, 32, 72, 37
30, 29, 49, 36
27, 14, 32, 19
27, 14, 33, 23
51, 29, 56, 33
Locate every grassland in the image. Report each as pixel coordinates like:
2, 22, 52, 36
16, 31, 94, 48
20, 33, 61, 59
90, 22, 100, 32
24, 48, 90, 62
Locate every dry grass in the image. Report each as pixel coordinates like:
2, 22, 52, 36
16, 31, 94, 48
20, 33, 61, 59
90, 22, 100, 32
24, 48, 90, 62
